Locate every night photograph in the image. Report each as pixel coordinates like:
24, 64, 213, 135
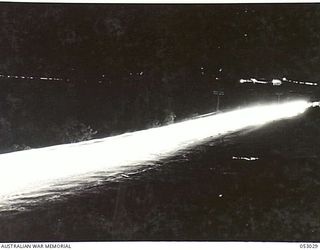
0, 2, 319, 243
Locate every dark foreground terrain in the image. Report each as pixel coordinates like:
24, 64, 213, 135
0, 107, 319, 241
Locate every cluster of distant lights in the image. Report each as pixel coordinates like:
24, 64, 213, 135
0, 74, 63, 81
239, 77, 318, 86
232, 156, 259, 161
0, 68, 224, 82
1, 72, 317, 88
0, 72, 146, 84
129, 71, 144, 76
200, 66, 223, 80
282, 77, 318, 86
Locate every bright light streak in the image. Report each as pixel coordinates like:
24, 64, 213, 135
0, 100, 315, 204
232, 156, 259, 161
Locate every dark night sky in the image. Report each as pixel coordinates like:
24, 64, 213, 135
0, 3, 320, 80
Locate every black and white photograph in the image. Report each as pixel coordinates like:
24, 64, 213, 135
0, 1, 319, 245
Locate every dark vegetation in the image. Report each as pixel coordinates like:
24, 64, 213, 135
0, 76, 317, 153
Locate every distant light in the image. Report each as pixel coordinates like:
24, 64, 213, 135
284, 78, 318, 86
250, 78, 268, 84
272, 79, 282, 86
232, 156, 259, 161
251, 78, 257, 83
312, 102, 320, 107
219, 194, 223, 198
305, 82, 318, 86
282, 77, 287, 81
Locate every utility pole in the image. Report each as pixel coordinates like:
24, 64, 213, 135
275, 92, 283, 103
213, 90, 224, 111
